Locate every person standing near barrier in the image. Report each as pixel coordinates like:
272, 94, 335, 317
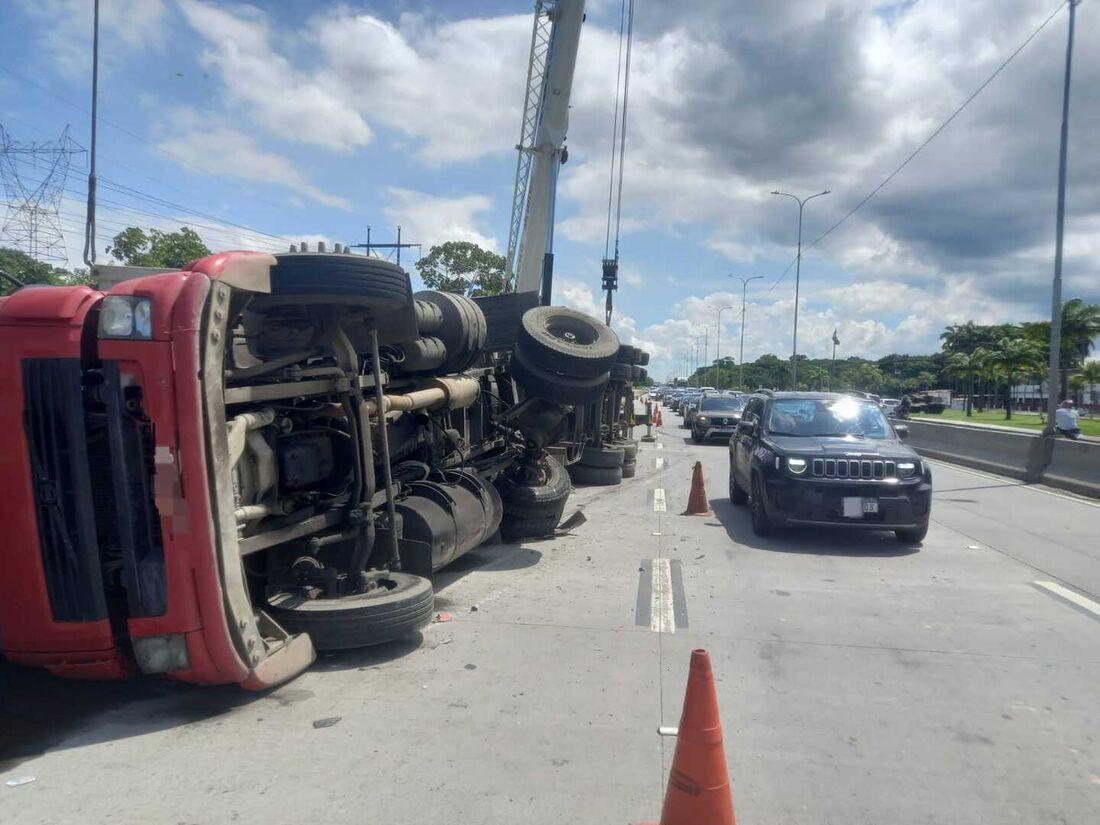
1055, 399, 1082, 439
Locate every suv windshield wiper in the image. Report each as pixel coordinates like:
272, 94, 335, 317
811, 432, 867, 438
768, 431, 806, 437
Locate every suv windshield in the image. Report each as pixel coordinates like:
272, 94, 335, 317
700, 396, 746, 412
766, 397, 891, 439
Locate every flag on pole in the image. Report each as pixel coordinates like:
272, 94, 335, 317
832, 328, 840, 346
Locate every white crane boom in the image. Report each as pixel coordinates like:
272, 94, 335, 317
505, 0, 586, 299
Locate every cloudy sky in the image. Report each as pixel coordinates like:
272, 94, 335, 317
1, 0, 1096, 379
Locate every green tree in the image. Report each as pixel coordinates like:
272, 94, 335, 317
107, 226, 210, 269
946, 351, 983, 416
414, 240, 506, 297
852, 363, 885, 392
1021, 298, 1100, 398
0, 247, 92, 295
988, 337, 1044, 420
1073, 361, 1100, 405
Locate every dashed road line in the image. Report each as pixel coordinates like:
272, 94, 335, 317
655, 457, 665, 470
651, 557, 675, 634
1033, 581, 1100, 620
652, 488, 667, 512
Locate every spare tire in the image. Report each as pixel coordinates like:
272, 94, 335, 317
415, 290, 487, 373
517, 306, 619, 378
266, 571, 433, 651
509, 346, 609, 405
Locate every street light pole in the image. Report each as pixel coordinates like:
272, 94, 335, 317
714, 305, 735, 389
729, 275, 763, 389
1044, 0, 1080, 437
771, 189, 830, 388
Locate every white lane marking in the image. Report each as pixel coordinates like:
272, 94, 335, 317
1034, 581, 1100, 617
925, 459, 1100, 510
655, 457, 665, 470
653, 488, 667, 512
656, 442, 663, 450
651, 557, 675, 634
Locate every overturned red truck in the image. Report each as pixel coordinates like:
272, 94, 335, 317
0, 249, 639, 688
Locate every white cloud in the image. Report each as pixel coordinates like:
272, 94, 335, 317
177, 0, 373, 154
18, 0, 169, 77
383, 187, 497, 251
157, 117, 351, 210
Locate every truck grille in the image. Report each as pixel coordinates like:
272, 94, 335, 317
22, 359, 108, 622
812, 458, 895, 480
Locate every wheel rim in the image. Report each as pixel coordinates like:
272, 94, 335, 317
544, 315, 598, 346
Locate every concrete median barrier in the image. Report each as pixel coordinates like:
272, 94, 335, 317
904, 418, 1100, 498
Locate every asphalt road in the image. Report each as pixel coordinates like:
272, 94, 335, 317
2, 418, 1098, 824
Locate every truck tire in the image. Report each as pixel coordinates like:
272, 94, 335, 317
638, 350, 650, 366
610, 363, 632, 382
516, 306, 620, 378
266, 572, 433, 651
415, 290, 487, 374
509, 346, 609, 405
580, 444, 625, 468
616, 344, 639, 364
271, 254, 411, 304
631, 366, 648, 383
497, 454, 571, 542
621, 460, 637, 479
613, 439, 639, 462
569, 462, 623, 486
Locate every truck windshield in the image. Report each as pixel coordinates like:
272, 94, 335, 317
767, 398, 891, 439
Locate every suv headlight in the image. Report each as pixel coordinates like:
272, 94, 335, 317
99, 296, 153, 339
787, 457, 807, 475
896, 460, 919, 478
697, 416, 709, 425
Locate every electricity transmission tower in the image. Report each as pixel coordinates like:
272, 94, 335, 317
0, 124, 85, 263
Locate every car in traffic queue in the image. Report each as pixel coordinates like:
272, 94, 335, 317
680, 391, 705, 426
728, 391, 932, 543
881, 398, 901, 416
691, 394, 747, 443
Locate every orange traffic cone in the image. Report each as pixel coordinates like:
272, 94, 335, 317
683, 461, 711, 515
642, 650, 736, 825
654, 407, 664, 428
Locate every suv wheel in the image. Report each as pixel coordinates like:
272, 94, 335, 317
750, 475, 772, 536
895, 525, 928, 544
691, 427, 703, 444
729, 465, 747, 506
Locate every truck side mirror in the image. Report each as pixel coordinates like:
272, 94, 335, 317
894, 424, 909, 441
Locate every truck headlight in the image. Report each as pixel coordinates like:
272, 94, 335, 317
787, 457, 807, 475
99, 296, 153, 339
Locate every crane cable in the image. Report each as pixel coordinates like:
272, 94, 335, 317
602, 0, 635, 326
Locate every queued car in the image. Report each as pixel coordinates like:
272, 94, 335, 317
691, 394, 746, 443
680, 391, 704, 426
881, 398, 901, 416
728, 391, 931, 543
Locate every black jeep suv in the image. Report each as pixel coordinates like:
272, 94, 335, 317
728, 392, 931, 543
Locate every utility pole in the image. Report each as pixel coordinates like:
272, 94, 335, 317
83, 0, 99, 268
715, 305, 734, 389
1044, 0, 1080, 437
349, 225, 421, 266
770, 189, 830, 388
729, 275, 763, 388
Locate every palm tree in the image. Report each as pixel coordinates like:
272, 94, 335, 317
1022, 299, 1100, 398
1075, 360, 1100, 406
946, 352, 982, 416
988, 337, 1045, 420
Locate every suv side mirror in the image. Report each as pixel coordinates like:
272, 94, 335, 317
894, 423, 909, 441
737, 419, 756, 436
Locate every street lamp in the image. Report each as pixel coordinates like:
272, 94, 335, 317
771, 188, 830, 388
714, 305, 735, 388
728, 274, 763, 388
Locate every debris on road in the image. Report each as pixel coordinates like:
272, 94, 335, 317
5, 777, 36, 788
312, 717, 341, 729
433, 612, 454, 623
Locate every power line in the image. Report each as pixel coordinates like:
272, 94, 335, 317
758, 0, 1068, 301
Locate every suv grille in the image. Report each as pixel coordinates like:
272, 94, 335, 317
812, 458, 895, 480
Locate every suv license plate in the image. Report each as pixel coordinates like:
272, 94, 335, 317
843, 497, 879, 517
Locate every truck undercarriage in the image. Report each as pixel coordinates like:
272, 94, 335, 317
0, 250, 636, 688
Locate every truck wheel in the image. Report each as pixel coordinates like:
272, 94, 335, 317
266, 572, 433, 651
895, 525, 928, 544
517, 306, 619, 378
271, 254, 411, 305
610, 363, 632, 382
613, 439, 639, 463
497, 454, 571, 542
509, 346, 609, 404
621, 460, 637, 479
415, 290, 487, 373
638, 350, 650, 366
632, 366, 647, 383
616, 344, 639, 364
569, 463, 623, 486
580, 444, 625, 468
